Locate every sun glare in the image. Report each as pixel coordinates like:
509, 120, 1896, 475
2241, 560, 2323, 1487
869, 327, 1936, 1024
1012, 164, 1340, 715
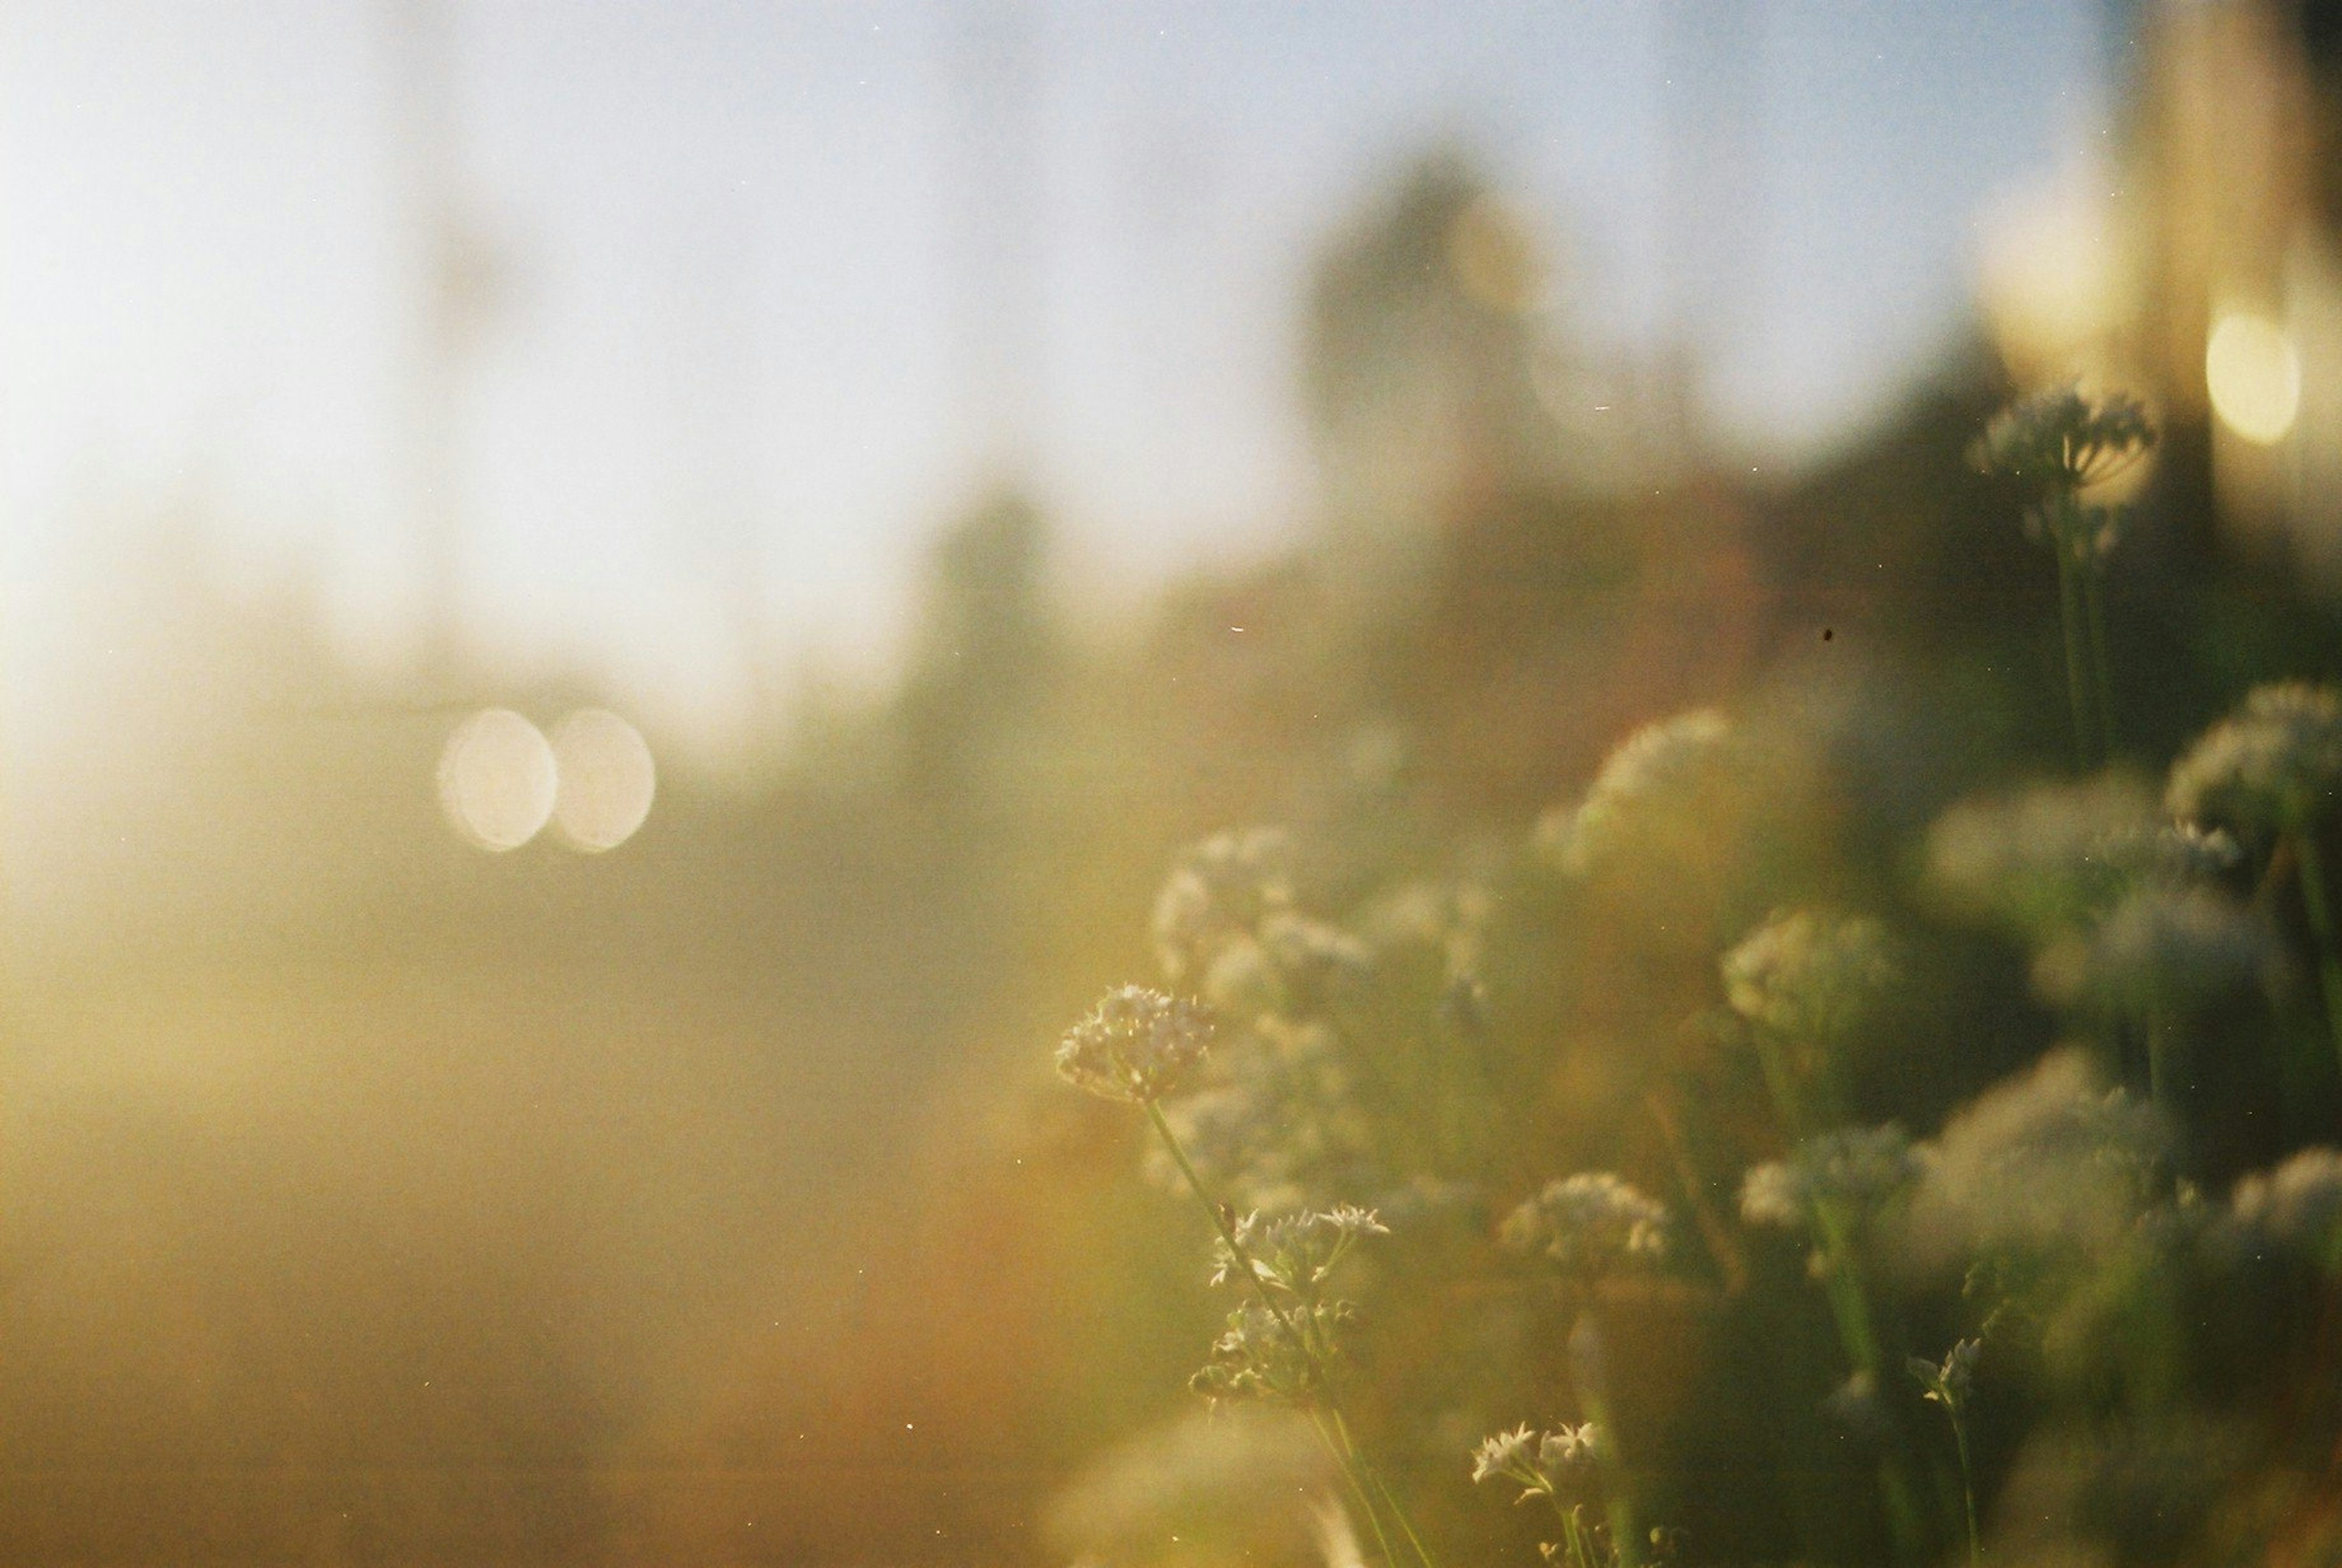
2205, 311, 2301, 446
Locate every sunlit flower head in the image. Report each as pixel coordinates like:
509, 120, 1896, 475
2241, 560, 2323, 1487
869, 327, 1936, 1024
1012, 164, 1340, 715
1721, 908, 1898, 1047
1909, 1337, 1981, 1411
1470, 1422, 1604, 1502
2166, 681, 2342, 834
1538, 709, 1734, 879
1470, 1423, 1538, 1487
1210, 1205, 1389, 1295
1056, 986, 1216, 1104
1499, 1172, 1669, 1276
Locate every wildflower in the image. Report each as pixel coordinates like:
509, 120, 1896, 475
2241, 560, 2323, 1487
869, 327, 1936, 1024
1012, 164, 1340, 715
1470, 1423, 1539, 1488
2228, 1147, 2342, 1266
1189, 1298, 1352, 1405
1908, 1338, 1982, 1411
1971, 385, 2156, 571
1056, 986, 1216, 1104
1153, 828, 1297, 983
1500, 1173, 1669, 1276
1903, 1048, 2171, 1265
1924, 774, 2161, 937
1972, 384, 2156, 497
1739, 1124, 1925, 1232
2166, 681, 2342, 834
1470, 1422, 1603, 1502
1538, 709, 1735, 879
1209, 1206, 1389, 1294
1721, 908, 1898, 1049
1538, 1423, 1604, 1477
2030, 885, 2274, 1018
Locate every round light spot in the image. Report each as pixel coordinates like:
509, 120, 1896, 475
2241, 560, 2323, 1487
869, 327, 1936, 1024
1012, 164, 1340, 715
438, 709, 557, 851
2207, 312, 2301, 446
549, 709, 656, 853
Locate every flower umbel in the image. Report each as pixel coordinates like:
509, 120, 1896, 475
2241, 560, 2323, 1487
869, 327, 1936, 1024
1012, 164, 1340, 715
1210, 1206, 1389, 1294
1972, 384, 2156, 497
2167, 681, 2342, 834
1056, 986, 1216, 1104
1500, 1173, 1669, 1277
1721, 908, 1899, 1050
1471, 1422, 1605, 1502
1740, 1124, 1927, 1233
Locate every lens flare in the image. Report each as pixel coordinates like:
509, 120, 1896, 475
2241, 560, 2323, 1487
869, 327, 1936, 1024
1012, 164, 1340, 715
2206, 312, 2300, 446
549, 709, 656, 853
437, 708, 557, 851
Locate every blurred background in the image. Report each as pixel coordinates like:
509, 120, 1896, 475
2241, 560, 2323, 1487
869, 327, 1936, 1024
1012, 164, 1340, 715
5, 0, 2342, 1563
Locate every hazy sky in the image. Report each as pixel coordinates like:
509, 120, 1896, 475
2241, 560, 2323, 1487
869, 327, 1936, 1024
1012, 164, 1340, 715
2, 0, 2109, 736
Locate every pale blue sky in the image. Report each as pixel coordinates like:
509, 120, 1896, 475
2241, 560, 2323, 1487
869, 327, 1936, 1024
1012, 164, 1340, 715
1, 0, 2110, 738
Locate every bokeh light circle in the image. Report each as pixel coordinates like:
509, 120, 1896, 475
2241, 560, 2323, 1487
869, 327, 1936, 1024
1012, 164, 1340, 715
438, 708, 558, 851
2206, 312, 2301, 446
550, 709, 656, 853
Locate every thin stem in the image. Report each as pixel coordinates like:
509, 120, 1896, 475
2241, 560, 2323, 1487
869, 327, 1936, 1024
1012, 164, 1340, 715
2290, 830, 2342, 1081
1334, 1407, 1441, 1568
1310, 1408, 1399, 1568
1144, 1100, 1301, 1338
1812, 1203, 1927, 1564
2054, 542, 2094, 768
1576, 1387, 1641, 1568
1951, 1409, 1981, 1568
2082, 566, 2117, 759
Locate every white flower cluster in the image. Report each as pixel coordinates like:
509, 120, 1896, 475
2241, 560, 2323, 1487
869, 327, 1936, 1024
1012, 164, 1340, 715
1538, 709, 1735, 880
1721, 907, 1898, 1048
1500, 1172, 1669, 1277
1903, 1048, 2171, 1264
1152, 828, 1298, 985
2167, 681, 2342, 835
2030, 886, 2274, 1019
1470, 1421, 1606, 1502
1739, 1124, 1927, 1232
1210, 1205, 1389, 1294
2227, 1147, 2342, 1267
1055, 986, 1216, 1104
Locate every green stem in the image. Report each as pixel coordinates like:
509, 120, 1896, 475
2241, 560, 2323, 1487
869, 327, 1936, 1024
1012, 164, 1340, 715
2291, 831, 2342, 1081
2082, 565, 2117, 759
2054, 541, 2094, 768
1310, 1408, 1399, 1568
1812, 1203, 1925, 1564
1540, 1488, 1595, 1568
1952, 1410, 1981, 1568
1335, 1407, 1441, 1568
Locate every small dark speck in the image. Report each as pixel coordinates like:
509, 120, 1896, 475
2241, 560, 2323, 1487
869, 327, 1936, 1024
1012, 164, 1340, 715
1822, 628, 1835, 642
